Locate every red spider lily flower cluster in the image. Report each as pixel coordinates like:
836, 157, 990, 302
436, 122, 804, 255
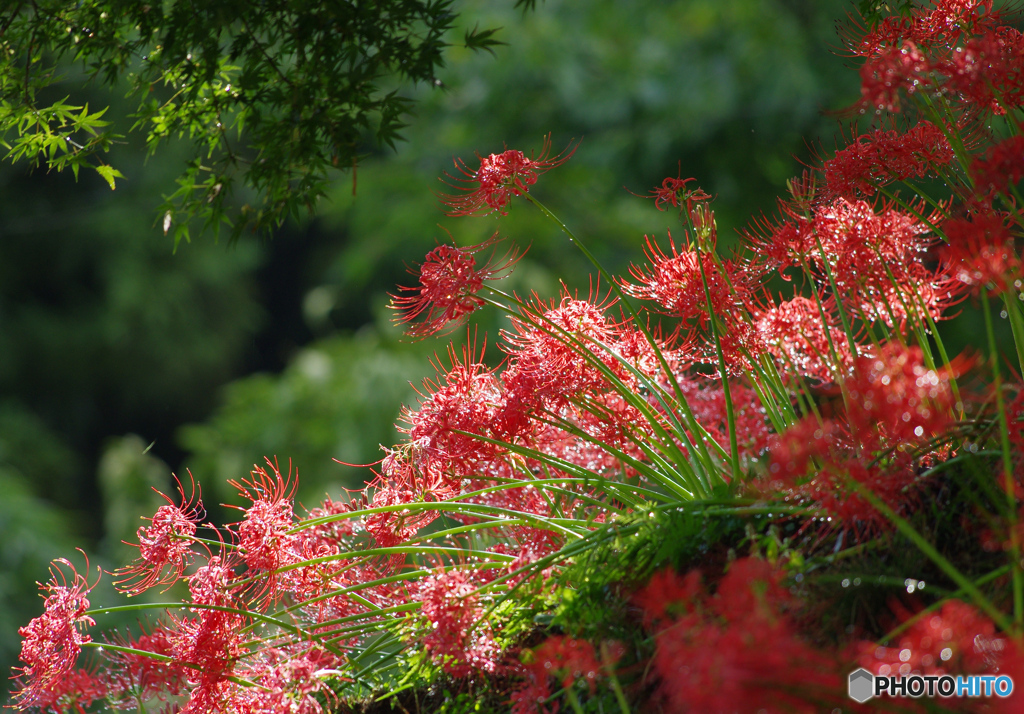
745, 196, 960, 328
13, 558, 98, 710
632, 558, 845, 713
647, 175, 713, 214
511, 636, 624, 714
942, 208, 1022, 293
847, 0, 1023, 116
972, 131, 1024, 198
419, 567, 499, 678
390, 234, 522, 337
851, 598, 1024, 711
854, 599, 1005, 678
768, 344, 958, 532
440, 135, 576, 216
114, 473, 205, 594
822, 120, 955, 199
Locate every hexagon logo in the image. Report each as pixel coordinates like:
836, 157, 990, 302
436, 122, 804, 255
848, 668, 875, 703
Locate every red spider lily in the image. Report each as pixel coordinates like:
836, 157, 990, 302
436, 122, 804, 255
621, 233, 744, 325
846, 2, 1022, 116
943, 209, 1022, 293
768, 410, 934, 536
228, 459, 299, 579
860, 41, 931, 111
113, 472, 205, 594
842, 1, 996, 58
846, 343, 957, 448
768, 417, 848, 484
807, 458, 924, 536
943, 26, 1024, 115
390, 234, 521, 338
501, 289, 624, 410
823, 120, 956, 199
11, 667, 107, 714
233, 646, 342, 714
439, 135, 576, 216
362, 461, 449, 567
647, 175, 712, 214
103, 624, 189, 708
169, 613, 245, 714
855, 599, 1003, 677
402, 339, 505, 477
972, 132, 1024, 197
632, 568, 702, 626
511, 635, 609, 712
747, 196, 957, 327
636, 559, 843, 714
13, 556, 99, 710
419, 567, 499, 677
679, 376, 772, 460
169, 558, 247, 713
755, 295, 852, 382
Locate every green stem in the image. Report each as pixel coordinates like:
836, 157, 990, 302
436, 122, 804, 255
564, 683, 586, 714
695, 242, 741, 482
982, 291, 1023, 629
848, 480, 1014, 634
1002, 290, 1024, 378
522, 193, 724, 482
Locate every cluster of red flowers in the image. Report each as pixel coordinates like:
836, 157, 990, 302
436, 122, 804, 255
13, 559, 98, 711
11, 1, 1024, 711
823, 120, 955, 199
850, 0, 1023, 115
633, 558, 844, 713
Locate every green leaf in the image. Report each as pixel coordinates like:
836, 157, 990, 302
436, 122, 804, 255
464, 25, 506, 56
95, 164, 125, 190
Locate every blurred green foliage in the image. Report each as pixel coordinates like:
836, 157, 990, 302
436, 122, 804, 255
0, 407, 82, 685
180, 328, 437, 506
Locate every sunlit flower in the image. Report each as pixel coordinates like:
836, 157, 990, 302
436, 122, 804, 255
419, 567, 498, 677
440, 135, 575, 216
229, 460, 299, 578
621, 233, 742, 325
390, 235, 520, 337
13, 558, 98, 710
113, 473, 204, 594
403, 340, 504, 476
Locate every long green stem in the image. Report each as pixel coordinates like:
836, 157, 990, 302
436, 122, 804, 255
849, 481, 1014, 634
695, 241, 741, 482
522, 193, 724, 481
982, 291, 1023, 628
